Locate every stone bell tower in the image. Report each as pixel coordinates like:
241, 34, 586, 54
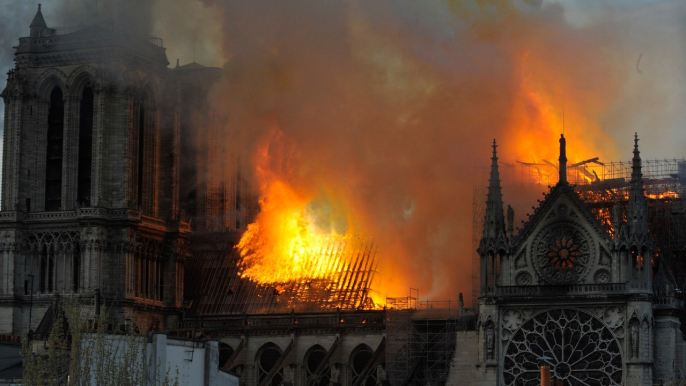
0, 5, 190, 335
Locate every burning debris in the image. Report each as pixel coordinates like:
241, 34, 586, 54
185, 234, 378, 314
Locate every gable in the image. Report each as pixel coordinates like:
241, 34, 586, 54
511, 184, 612, 286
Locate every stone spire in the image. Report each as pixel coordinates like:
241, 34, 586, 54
483, 139, 505, 240
558, 134, 567, 184
628, 132, 649, 237
30, 4, 47, 37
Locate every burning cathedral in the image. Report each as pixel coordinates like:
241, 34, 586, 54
1, 5, 686, 386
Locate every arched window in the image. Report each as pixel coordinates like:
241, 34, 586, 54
45, 87, 64, 210
350, 344, 376, 386
218, 343, 234, 369
305, 345, 330, 386
77, 86, 94, 206
256, 343, 283, 386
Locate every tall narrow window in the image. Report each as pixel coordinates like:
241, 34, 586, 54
45, 87, 64, 210
48, 251, 54, 293
77, 87, 94, 206
39, 246, 47, 293
137, 99, 146, 208
73, 245, 80, 292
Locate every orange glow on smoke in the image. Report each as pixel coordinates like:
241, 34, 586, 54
504, 50, 619, 166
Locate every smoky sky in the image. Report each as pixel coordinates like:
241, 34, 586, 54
0, 0, 685, 305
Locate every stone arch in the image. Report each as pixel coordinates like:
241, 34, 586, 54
122, 69, 143, 95
140, 76, 159, 106
66, 65, 96, 98
349, 344, 376, 386
303, 344, 329, 386
34, 68, 68, 101
255, 342, 283, 386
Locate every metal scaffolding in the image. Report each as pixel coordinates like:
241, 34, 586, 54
472, 158, 686, 305
385, 293, 459, 386
184, 235, 379, 315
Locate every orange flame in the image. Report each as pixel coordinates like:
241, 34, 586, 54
237, 178, 345, 284
236, 129, 386, 307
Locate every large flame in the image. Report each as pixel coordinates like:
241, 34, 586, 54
236, 129, 385, 306
237, 178, 342, 284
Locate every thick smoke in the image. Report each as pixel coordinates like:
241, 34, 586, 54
0, 1, 684, 306
192, 0, 685, 304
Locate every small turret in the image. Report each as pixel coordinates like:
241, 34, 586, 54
30, 4, 48, 38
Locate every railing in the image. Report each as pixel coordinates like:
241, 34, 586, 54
26, 210, 77, 221
141, 215, 166, 229
177, 310, 386, 330
654, 296, 684, 308
0, 208, 145, 224
147, 37, 163, 47
485, 282, 632, 297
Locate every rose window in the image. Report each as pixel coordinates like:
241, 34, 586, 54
547, 236, 580, 269
534, 224, 592, 284
503, 309, 622, 386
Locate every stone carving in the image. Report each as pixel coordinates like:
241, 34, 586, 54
515, 271, 532, 286
502, 309, 523, 331
534, 222, 593, 284
630, 324, 639, 359
486, 325, 495, 360
503, 309, 622, 385
602, 306, 624, 329
594, 268, 611, 284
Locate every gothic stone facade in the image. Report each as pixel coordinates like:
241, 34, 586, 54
0, 7, 203, 334
476, 135, 686, 385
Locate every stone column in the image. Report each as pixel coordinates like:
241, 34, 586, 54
91, 82, 105, 207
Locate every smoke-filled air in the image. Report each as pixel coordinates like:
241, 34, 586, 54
2, 0, 685, 306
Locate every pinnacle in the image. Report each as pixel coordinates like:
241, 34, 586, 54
30, 3, 47, 29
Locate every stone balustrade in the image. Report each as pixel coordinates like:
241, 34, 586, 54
485, 282, 632, 297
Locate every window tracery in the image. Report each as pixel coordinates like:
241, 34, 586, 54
350, 345, 376, 386
503, 309, 622, 386
304, 345, 330, 386
256, 344, 283, 386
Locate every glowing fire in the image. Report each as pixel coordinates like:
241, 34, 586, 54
237, 178, 345, 284
647, 191, 679, 200
235, 129, 382, 308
